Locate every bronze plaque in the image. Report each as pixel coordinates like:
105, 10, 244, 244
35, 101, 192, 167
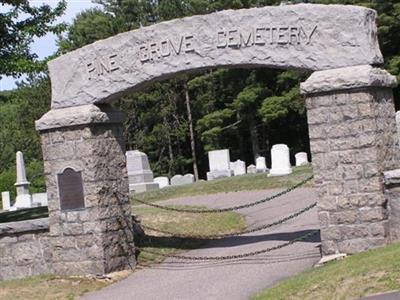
58, 168, 85, 211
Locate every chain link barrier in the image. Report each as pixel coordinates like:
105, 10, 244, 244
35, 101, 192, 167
128, 175, 314, 214
139, 229, 319, 261
141, 202, 317, 239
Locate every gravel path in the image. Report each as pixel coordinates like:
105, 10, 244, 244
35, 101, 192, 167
81, 187, 320, 300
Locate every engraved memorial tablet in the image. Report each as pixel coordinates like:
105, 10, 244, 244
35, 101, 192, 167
58, 168, 85, 210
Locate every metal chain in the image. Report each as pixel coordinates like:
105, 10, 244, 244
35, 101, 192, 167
129, 175, 314, 213
141, 202, 317, 239
138, 229, 319, 261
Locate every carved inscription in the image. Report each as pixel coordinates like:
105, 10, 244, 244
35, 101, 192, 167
83, 24, 318, 78
86, 54, 120, 80
217, 25, 317, 48
58, 168, 85, 211
139, 35, 195, 62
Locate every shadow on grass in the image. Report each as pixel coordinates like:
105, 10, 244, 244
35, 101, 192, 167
0, 206, 49, 223
139, 229, 321, 250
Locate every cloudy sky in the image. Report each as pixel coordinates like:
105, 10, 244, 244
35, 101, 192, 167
0, 0, 99, 90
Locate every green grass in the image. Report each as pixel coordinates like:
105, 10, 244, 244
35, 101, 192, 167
134, 205, 246, 266
135, 165, 313, 203
253, 242, 400, 300
0, 274, 111, 300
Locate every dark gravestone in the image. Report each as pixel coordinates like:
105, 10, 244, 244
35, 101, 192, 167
58, 168, 85, 210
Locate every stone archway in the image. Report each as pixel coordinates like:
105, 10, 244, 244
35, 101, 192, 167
36, 4, 398, 276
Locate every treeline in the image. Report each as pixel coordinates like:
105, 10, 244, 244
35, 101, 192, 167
0, 0, 399, 192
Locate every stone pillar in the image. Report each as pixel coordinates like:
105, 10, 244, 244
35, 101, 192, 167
301, 65, 398, 255
35, 104, 135, 276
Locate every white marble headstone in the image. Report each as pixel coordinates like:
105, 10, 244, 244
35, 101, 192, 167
154, 177, 170, 188
256, 156, 268, 173
295, 152, 309, 166
1, 191, 11, 211
207, 149, 232, 180
171, 174, 194, 186
232, 160, 246, 176
32, 193, 48, 207
270, 144, 292, 176
247, 164, 257, 174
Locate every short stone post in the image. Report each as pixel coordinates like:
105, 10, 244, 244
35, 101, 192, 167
35, 104, 135, 276
301, 65, 399, 255
383, 170, 400, 242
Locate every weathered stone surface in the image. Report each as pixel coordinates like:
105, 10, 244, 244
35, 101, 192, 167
0, 219, 51, 280
48, 4, 383, 109
35, 104, 125, 131
301, 65, 397, 95
0, 218, 49, 235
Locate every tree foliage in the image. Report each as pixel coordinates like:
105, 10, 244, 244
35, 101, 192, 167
0, 0, 66, 77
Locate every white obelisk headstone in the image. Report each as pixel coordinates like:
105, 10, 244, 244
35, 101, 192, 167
15, 151, 30, 196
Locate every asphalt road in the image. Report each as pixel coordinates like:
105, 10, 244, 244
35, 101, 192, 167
81, 187, 321, 300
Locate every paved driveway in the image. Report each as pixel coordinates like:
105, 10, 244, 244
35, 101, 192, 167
81, 187, 320, 300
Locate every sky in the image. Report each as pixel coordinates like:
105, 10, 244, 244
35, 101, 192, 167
0, 0, 99, 91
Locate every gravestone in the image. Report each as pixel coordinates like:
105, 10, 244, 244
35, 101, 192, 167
232, 160, 246, 176
295, 152, 309, 166
154, 177, 170, 188
247, 164, 257, 174
12, 194, 32, 210
1, 192, 11, 211
15, 151, 30, 197
256, 156, 268, 173
126, 150, 159, 193
32, 193, 48, 207
207, 149, 232, 180
171, 174, 194, 186
269, 144, 292, 176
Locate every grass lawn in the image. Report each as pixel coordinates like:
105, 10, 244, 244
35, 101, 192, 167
253, 242, 400, 300
135, 165, 313, 203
